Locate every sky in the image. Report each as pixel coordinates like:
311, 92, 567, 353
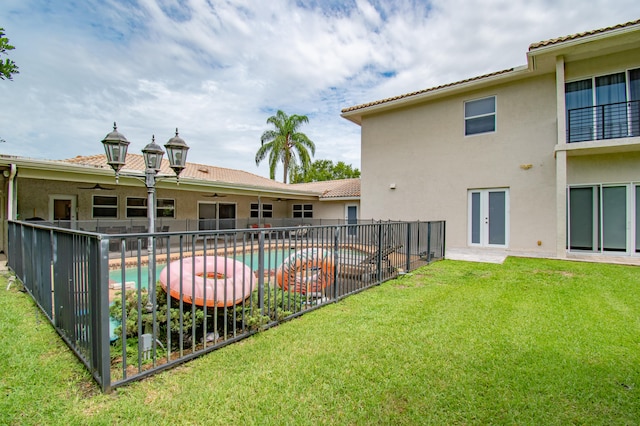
0, 0, 639, 179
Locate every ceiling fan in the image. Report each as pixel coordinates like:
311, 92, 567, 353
78, 183, 115, 191
203, 193, 227, 198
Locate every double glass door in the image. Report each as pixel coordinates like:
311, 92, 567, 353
468, 189, 509, 248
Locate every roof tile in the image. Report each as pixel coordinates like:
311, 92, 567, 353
529, 19, 640, 50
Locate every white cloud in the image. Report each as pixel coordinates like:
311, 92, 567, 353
0, 0, 639, 178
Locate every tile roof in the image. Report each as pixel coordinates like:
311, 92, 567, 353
291, 178, 360, 198
64, 154, 292, 189
62, 154, 360, 198
341, 68, 514, 114
528, 18, 640, 50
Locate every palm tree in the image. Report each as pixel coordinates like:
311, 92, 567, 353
255, 110, 315, 183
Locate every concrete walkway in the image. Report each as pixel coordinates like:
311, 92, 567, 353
446, 247, 640, 266
445, 248, 508, 264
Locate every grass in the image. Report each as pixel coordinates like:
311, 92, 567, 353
1, 257, 639, 425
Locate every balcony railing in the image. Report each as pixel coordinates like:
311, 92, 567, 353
567, 100, 640, 143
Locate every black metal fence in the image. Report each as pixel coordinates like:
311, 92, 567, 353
567, 99, 640, 142
7, 220, 445, 392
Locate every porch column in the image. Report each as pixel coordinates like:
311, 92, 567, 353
555, 56, 567, 258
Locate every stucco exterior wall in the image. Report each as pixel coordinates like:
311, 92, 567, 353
567, 152, 640, 185
313, 200, 359, 222
565, 48, 640, 81
14, 178, 357, 230
360, 73, 558, 254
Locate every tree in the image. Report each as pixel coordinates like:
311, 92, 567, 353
255, 110, 315, 183
289, 159, 361, 183
0, 28, 19, 80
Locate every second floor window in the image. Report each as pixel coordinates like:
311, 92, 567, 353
566, 68, 640, 142
464, 96, 496, 136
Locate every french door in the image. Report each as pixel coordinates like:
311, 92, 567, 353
468, 189, 509, 248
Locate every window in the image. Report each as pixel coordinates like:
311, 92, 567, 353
250, 203, 272, 218
293, 204, 313, 218
566, 68, 640, 142
157, 199, 175, 218
126, 198, 175, 218
92, 195, 117, 218
126, 197, 147, 218
464, 96, 496, 135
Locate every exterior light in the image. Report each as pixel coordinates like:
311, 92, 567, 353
101, 122, 130, 176
164, 128, 190, 178
101, 123, 191, 337
142, 135, 165, 172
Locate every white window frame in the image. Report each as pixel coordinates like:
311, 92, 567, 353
156, 198, 175, 218
126, 197, 147, 218
92, 195, 118, 219
464, 95, 496, 136
251, 203, 272, 218
293, 203, 313, 219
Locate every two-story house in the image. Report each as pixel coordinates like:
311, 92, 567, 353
341, 19, 640, 261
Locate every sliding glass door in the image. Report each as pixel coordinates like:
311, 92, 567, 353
568, 184, 638, 254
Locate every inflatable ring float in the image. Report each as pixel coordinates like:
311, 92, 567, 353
159, 256, 253, 307
276, 248, 335, 294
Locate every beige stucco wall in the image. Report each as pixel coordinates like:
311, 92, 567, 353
15, 178, 357, 231
568, 152, 640, 185
313, 200, 359, 222
360, 73, 558, 255
565, 48, 640, 82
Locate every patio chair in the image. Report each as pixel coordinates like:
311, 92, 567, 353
156, 225, 170, 252
338, 244, 403, 282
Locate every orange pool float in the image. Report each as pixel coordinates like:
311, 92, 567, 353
276, 248, 335, 294
159, 256, 253, 307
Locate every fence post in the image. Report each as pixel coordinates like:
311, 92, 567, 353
376, 223, 383, 280
406, 223, 412, 272
333, 227, 340, 300
258, 231, 265, 316
427, 222, 432, 263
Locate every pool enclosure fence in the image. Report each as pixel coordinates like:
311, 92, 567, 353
7, 220, 445, 392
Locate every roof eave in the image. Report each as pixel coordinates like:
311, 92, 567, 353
341, 66, 530, 124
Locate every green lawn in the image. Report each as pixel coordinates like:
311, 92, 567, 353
1, 257, 639, 425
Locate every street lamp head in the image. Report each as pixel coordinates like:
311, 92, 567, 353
164, 128, 190, 178
142, 135, 165, 172
101, 122, 130, 175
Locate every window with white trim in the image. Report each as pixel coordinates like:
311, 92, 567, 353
293, 204, 313, 218
157, 199, 175, 218
126, 197, 175, 218
92, 195, 118, 218
250, 203, 273, 218
126, 197, 147, 218
464, 96, 496, 135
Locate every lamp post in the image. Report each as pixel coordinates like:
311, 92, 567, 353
101, 122, 189, 311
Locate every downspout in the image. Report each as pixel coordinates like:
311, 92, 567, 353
6, 163, 16, 220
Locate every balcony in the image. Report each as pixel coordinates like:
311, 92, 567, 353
567, 100, 640, 143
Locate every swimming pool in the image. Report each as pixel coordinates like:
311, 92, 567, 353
108, 247, 368, 287
110, 249, 288, 287
109, 247, 368, 340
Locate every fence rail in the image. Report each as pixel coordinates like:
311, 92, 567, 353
7, 220, 445, 392
567, 99, 640, 143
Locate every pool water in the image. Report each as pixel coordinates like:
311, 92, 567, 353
109, 249, 289, 287
109, 248, 366, 341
